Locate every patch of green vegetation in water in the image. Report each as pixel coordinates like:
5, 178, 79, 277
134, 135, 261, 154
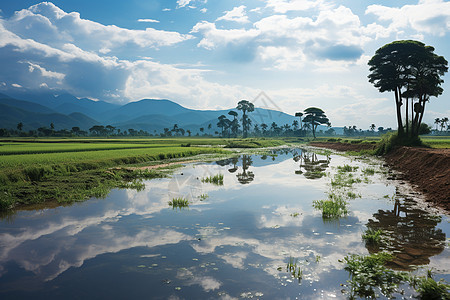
168, 197, 189, 209
362, 228, 384, 245
341, 252, 409, 298
201, 174, 224, 185
313, 193, 348, 219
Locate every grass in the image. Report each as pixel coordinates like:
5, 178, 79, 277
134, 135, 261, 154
201, 174, 224, 185
0, 138, 241, 211
225, 138, 285, 148
337, 164, 359, 173
168, 197, 189, 209
342, 253, 450, 299
413, 276, 450, 299
420, 135, 450, 149
313, 193, 348, 219
362, 228, 384, 245
330, 172, 362, 188
286, 257, 303, 281
342, 252, 409, 299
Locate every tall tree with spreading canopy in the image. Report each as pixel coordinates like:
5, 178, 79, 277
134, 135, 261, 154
302, 107, 330, 138
368, 40, 448, 138
237, 100, 254, 138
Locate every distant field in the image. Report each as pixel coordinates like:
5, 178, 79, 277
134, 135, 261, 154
420, 136, 450, 148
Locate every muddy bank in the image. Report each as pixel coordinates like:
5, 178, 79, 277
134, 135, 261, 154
310, 142, 450, 211
384, 147, 450, 211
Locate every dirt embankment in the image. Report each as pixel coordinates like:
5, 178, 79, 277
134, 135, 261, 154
384, 147, 450, 211
310, 142, 450, 211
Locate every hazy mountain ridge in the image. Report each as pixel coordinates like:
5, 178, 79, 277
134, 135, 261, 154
0, 91, 318, 134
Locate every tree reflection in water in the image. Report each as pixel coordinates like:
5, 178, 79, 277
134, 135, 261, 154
366, 193, 445, 270
293, 150, 331, 179
236, 155, 254, 184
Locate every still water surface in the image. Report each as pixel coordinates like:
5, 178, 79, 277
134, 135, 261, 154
0, 148, 448, 299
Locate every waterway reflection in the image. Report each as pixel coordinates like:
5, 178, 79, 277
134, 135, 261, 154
366, 193, 446, 270
0, 150, 447, 299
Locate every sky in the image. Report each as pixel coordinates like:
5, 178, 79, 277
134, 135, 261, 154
0, 0, 449, 129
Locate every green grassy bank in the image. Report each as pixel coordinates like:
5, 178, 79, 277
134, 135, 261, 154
0, 137, 285, 211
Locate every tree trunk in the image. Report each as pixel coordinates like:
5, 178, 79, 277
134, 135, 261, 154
395, 87, 404, 136
405, 97, 409, 137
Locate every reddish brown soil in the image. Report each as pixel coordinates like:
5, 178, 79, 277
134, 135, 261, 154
310, 142, 450, 211
384, 147, 450, 211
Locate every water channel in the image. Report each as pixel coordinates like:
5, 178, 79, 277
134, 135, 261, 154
0, 148, 448, 299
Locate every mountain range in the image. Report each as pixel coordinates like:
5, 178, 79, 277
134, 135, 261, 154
0, 90, 307, 134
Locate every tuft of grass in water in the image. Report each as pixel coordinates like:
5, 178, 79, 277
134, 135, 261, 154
286, 257, 303, 281
337, 164, 358, 173
346, 191, 360, 199
201, 174, 224, 185
412, 275, 450, 299
198, 194, 209, 201
290, 212, 300, 217
313, 193, 348, 219
362, 228, 384, 245
331, 172, 362, 188
362, 168, 375, 176
341, 252, 409, 299
168, 197, 189, 209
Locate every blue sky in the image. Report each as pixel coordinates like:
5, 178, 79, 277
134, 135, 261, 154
0, 0, 449, 129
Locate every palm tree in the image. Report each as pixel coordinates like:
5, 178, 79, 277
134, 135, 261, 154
441, 117, 449, 131
434, 118, 441, 131
228, 110, 239, 137
237, 100, 255, 138
17, 122, 23, 132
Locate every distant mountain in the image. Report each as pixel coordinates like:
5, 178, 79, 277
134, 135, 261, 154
0, 91, 305, 134
0, 96, 99, 131
0, 97, 55, 114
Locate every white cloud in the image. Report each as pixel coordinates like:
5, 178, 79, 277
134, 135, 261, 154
193, 5, 367, 67
177, 0, 193, 8
5, 2, 192, 53
366, 0, 450, 37
137, 19, 160, 23
11, 83, 22, 88
200, 8, 207, 13
216, 6, 250, 23
265, 0, 333, 13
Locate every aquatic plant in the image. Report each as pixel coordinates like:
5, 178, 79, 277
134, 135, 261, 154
342, 252, 409, 298
413, 276, 450, 299
168, 197, 189, 208
362, 168, 376, 176
286, 257, 303, 281
313, 193, 348, 219
198, 194, 209, 201
362, 228, 384, 245
201, 174, 224, 185
331, 172, 362, 188
337, 164, 358, 173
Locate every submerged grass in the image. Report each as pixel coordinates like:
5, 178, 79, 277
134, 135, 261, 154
342, 253, 450, 299
362, 228, 384, 245
201, 174, 224, 185
168, 197, 189, 209
342, 252, 409, 299
313, 193, 348, 219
